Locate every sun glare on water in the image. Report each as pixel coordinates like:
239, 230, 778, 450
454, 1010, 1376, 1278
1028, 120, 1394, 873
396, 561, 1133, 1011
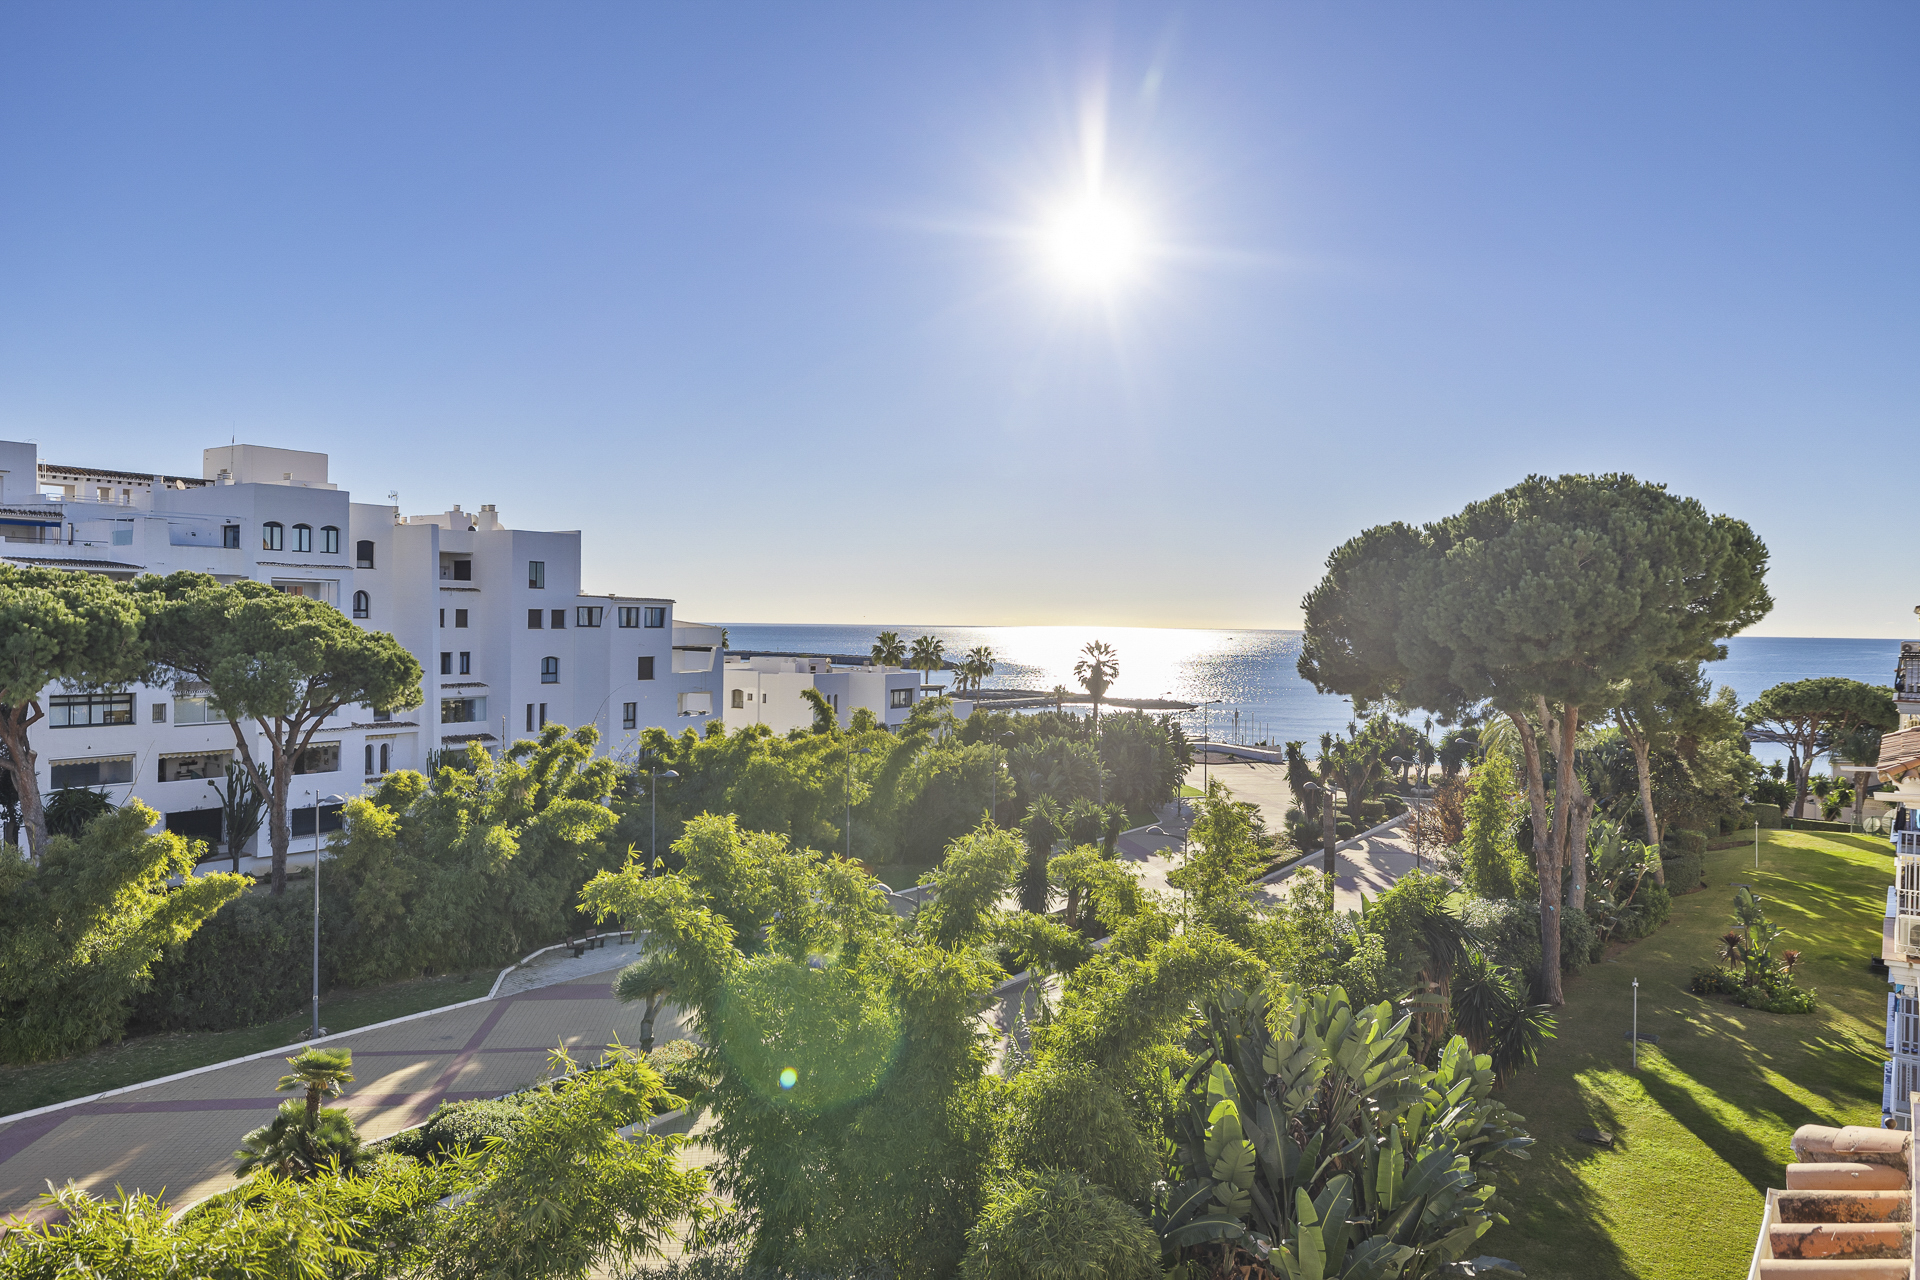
1041, 193, 1145, 293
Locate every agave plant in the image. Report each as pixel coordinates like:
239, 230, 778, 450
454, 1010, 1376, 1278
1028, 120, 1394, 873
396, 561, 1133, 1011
1155, 983, 1533, 1279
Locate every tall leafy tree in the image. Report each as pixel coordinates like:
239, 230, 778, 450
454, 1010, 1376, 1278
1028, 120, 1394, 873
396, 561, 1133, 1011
872, 631, 907, 666
140, 572, 424, 894
1298, 474, 1770, 1004
1612, 660, 1739, 868
910, 634, 947, 688
1743, 677, 1898, 819
0, 566, 147, 857
0, 801, 246, 1062
1073, 641, 1120, 731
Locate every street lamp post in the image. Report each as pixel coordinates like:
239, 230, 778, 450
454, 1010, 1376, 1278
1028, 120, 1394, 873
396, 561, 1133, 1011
1301, 780, 1340, 889
1195, 699, 1224, 794
307, 789, 343, 1040
846, 744, 871, 860
647, 764, 679, 869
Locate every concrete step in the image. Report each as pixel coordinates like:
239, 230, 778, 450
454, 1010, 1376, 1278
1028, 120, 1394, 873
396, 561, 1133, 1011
1777, 1190, 1913, 1223
1787, 1163, 1912, 1192
1792, 1125, 1913, 1172
1768, 1221, 1911, 1260
1757, 1262, 1913, 1278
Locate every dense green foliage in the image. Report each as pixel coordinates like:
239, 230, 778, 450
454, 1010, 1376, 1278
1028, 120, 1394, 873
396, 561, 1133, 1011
130, 887, 339, 1033
2, 1047, 707, 1280
0, 802, 245, 1062
327, 725, 623, 985
1158, 984, 1533, 1276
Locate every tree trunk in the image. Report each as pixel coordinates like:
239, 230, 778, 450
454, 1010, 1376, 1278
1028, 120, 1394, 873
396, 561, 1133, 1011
1792, 745, 1810, 821
1505, 705, 1551, 872
1568, 794, 1593, 912
1629, 732, 1665, 884
1536, 706, 1580, 1008
268, 754, 294, 895
0, 702, 47, 859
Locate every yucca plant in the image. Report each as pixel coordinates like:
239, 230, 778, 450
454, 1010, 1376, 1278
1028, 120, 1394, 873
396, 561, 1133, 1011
1155, 983, 1533, 1279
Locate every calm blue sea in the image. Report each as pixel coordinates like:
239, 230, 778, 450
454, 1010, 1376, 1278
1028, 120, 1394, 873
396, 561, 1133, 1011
722, 624, 1902, 758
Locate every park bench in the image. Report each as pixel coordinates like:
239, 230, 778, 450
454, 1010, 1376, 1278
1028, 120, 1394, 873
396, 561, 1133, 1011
563, 927, 636, 958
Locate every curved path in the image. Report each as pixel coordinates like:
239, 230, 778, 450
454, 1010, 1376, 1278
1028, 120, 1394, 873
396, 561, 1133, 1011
0, 949, 674, 1221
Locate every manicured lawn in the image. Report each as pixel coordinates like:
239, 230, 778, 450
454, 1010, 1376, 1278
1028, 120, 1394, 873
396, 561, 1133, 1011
0, 972, 495, 1118
1478, 828, 1891, 1279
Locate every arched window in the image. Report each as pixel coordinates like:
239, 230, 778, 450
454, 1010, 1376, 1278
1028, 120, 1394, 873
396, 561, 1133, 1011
356, 539, 375, 569
262, 521, 283, 551
292, 523, 312, 552
379, 742, 390, 773
541, 657, 560, 684
352, 590, 370, 619
320, 526, 339, 555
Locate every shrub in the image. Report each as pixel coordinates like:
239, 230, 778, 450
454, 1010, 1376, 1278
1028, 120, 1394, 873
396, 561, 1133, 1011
386, 1098, 528, 1163
961, 1170, 1159, 1280
1666, 828, 1709, 856
1745, 803, 1782, 830
130, 888, 339, 1034
646, 1039, 705, 1103
1689, 887, 1816, 1015
1464, 895, 1592, 981
1660, 847, 1705, 893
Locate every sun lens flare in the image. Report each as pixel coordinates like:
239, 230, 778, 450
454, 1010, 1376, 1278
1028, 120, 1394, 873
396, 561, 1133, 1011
1041, 194, 1144, 292
779, 1067, 798, 1090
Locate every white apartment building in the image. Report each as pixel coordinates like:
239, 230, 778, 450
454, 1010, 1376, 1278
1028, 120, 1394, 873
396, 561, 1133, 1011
720, 653, 948, 735
1, 438, 721, 859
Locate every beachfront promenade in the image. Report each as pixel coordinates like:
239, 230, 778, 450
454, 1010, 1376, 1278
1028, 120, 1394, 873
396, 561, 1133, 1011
0, 944, 675, 1220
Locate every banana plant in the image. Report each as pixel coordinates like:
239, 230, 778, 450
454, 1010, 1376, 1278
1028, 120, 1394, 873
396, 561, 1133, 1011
1155, 983, 1533, 1279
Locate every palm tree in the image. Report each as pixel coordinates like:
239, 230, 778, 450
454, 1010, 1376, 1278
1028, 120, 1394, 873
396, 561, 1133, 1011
279, 1047, 355, 1130
960, 645, 996, 693
909, 634, 946, 688
1073, 641, 1119, 731
872, 631, 907, 667
1050, 684, 1071, 714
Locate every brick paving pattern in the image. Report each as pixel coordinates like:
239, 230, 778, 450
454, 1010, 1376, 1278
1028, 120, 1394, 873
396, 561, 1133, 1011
0, 977, 673, 1219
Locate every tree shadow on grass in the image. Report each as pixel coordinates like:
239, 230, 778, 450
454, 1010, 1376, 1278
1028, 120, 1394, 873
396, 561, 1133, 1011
1636, 1052, 1800, 1195
1481, 1074, 1638, 1279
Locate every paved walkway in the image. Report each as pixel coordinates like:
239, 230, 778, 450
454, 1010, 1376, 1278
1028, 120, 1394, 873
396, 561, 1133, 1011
0, 955, 675, 1220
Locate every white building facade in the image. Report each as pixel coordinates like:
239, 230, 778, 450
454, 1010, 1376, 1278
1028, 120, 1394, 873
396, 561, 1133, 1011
2, 438, 721, 861
721, 654, 930, 736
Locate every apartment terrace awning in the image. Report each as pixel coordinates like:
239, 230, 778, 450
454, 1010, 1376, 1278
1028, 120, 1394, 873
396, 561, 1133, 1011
0, 506, 62, 527
157, 749, 231, 761
1876, 728, 1920, 783
441, 732, 497, 744
3, 555, 146, 574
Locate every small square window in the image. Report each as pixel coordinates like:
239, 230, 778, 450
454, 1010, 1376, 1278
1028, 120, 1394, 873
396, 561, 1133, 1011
890, 688, 914, 709
528, 609, 543, 629
455, 609, 468, 628
577, 606, 603, 627
618, 607, 640, 628
440, 652, 453, 675
637, 656, 655, 680
643, 607, 665, 628
529, 560, 545, 589
152, 702, 167, 723
551, 609, 565, 629
222, 525, 240, 549
622, 702, 637, 730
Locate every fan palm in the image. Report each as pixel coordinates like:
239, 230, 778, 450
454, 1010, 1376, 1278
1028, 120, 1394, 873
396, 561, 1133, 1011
1073, 641, 1119, 731
871, 631, 907, 667
909, 634, 946, 688
279, 1047, 355, 1129
1050, 685, 1071, 714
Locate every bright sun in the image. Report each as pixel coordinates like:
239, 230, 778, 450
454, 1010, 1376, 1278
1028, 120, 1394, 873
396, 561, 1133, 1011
1041, 194, 1144, 292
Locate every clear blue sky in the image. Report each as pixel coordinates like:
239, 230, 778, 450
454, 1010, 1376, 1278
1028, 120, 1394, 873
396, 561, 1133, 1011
2, 5, 1914, 635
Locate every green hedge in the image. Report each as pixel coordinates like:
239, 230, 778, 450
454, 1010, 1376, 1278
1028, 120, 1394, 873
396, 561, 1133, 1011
128, 889, 342, 1034
1744, 803, 1783, 830
1660, 848, 1705, 893
382, 1097, 528, 1162
1786, 817, 1852, 833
